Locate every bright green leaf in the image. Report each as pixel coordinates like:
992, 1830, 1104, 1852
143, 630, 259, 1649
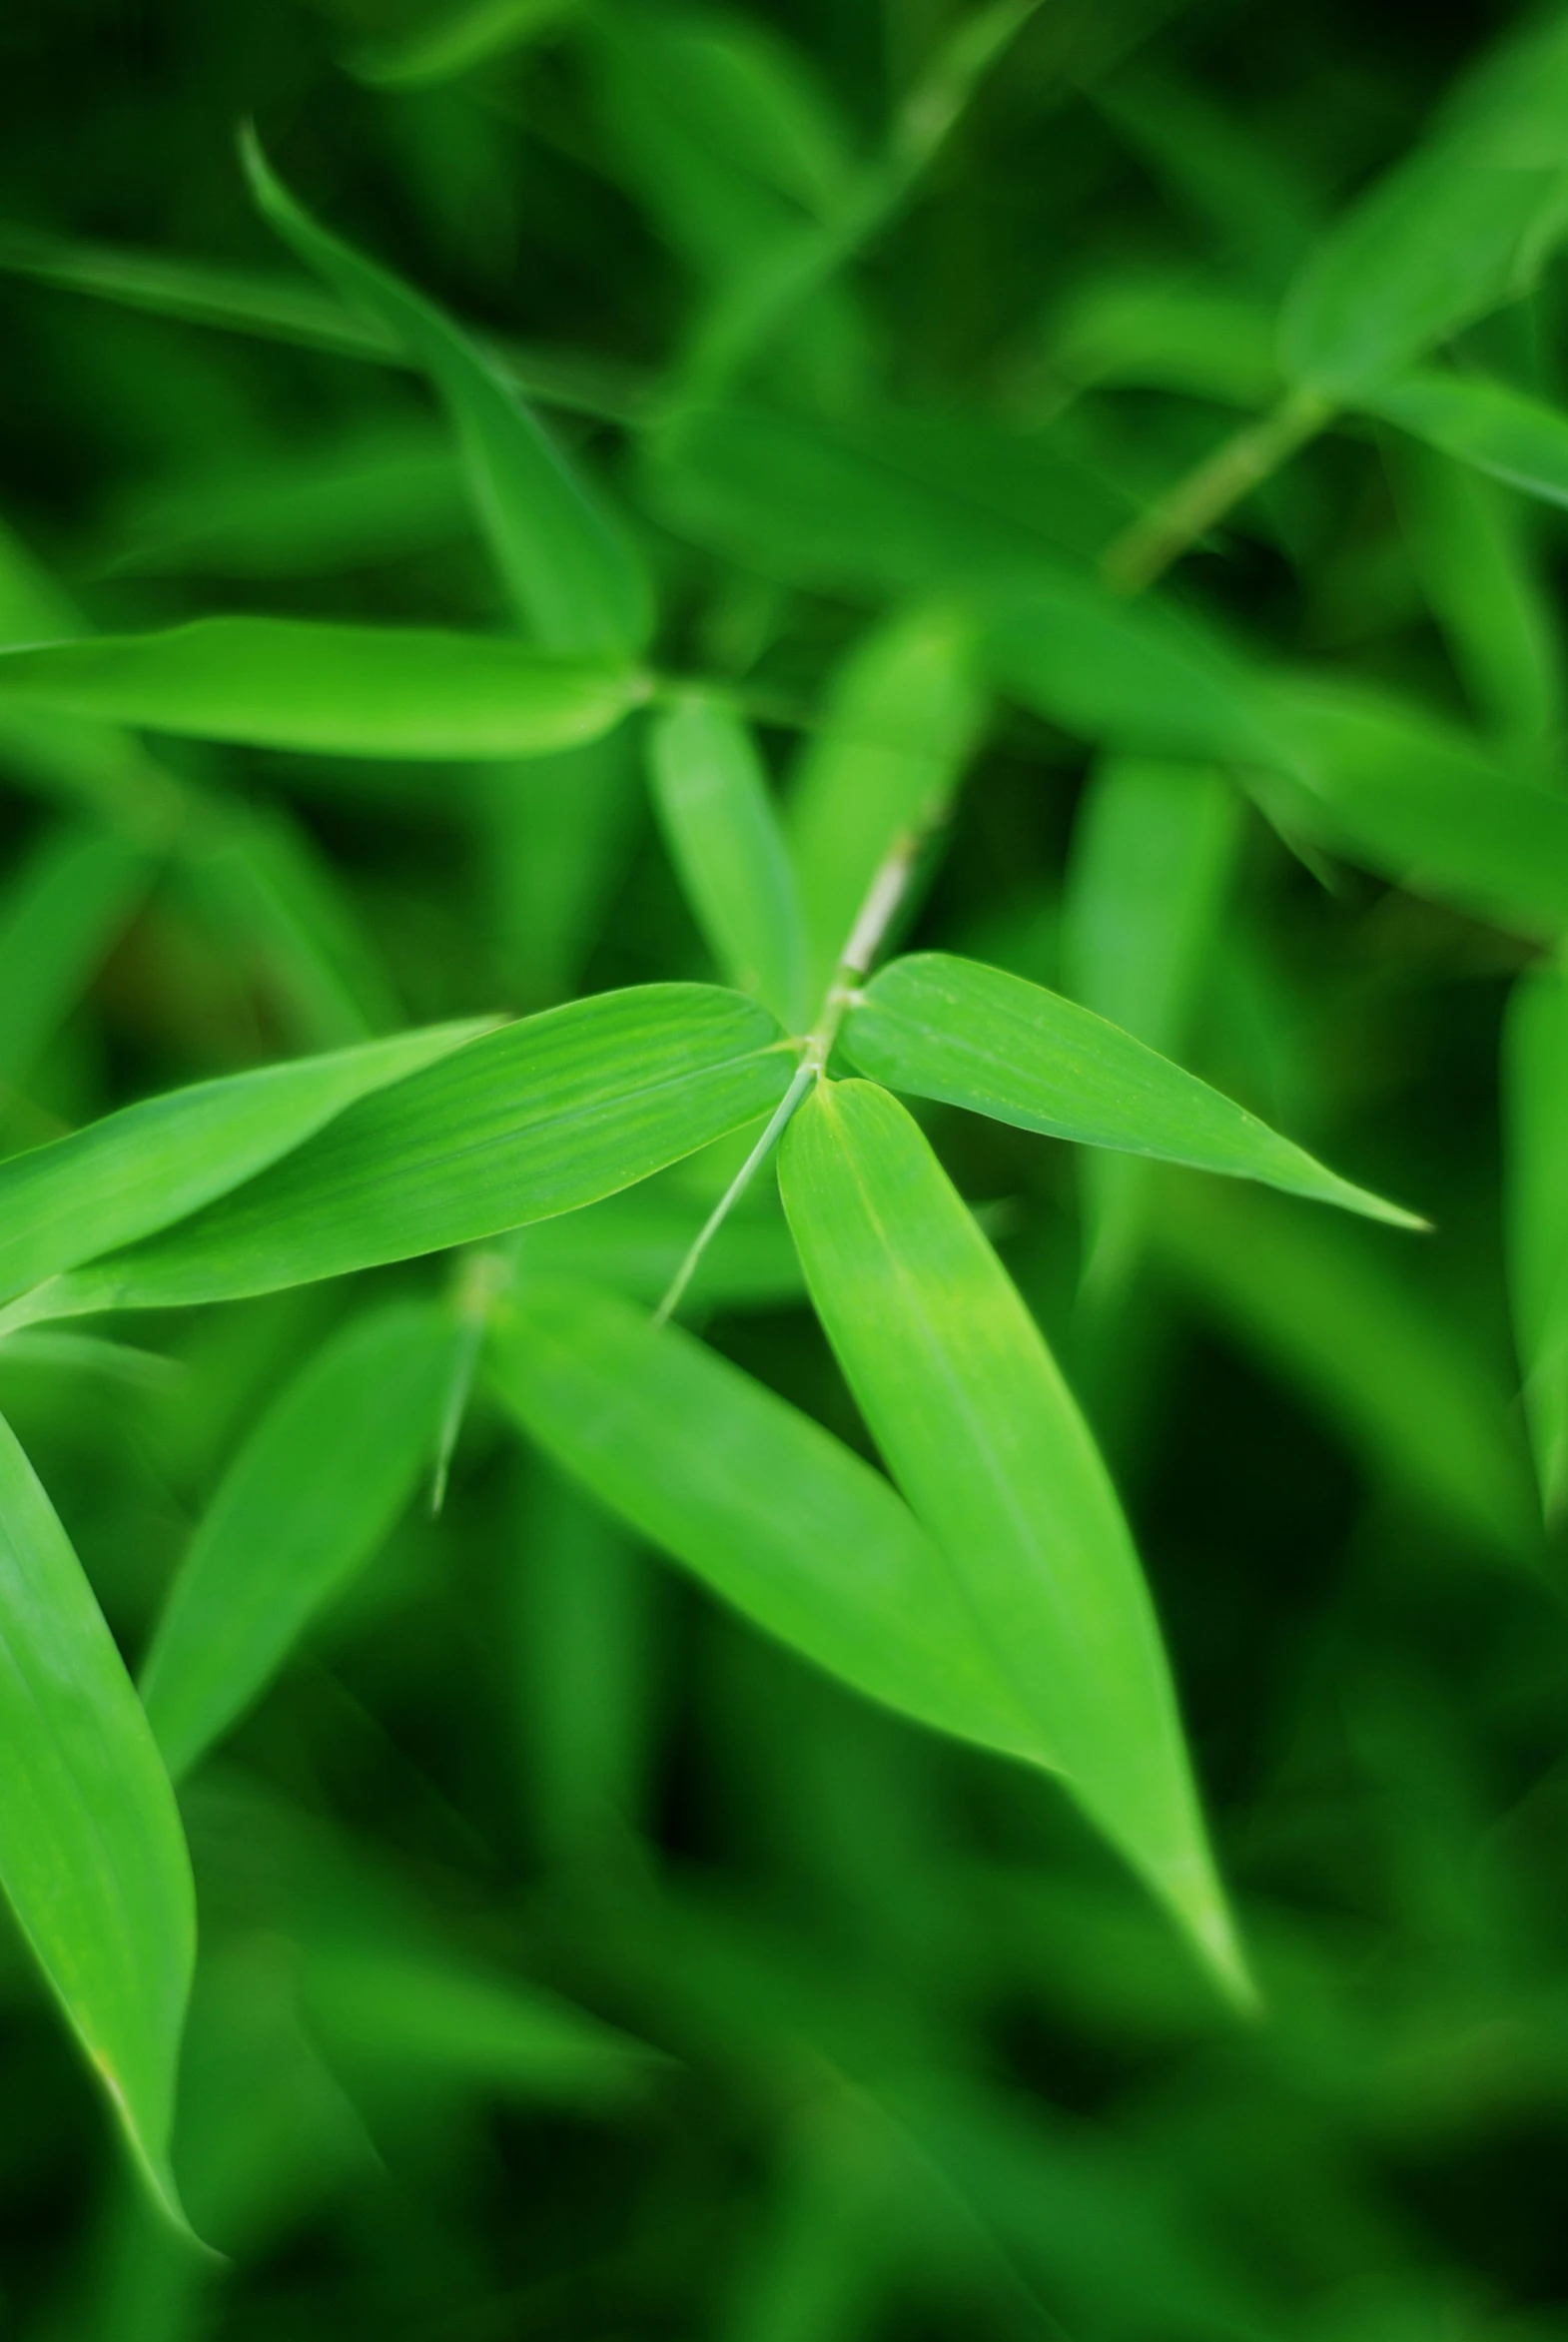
243, 130, 652, 656
488, 1276, 1046, 1767
0, 1411, 196, 2225
0, 1019, 489, 1308
140, 1301, 456, 1780
1366, 368, 1568, 513
1050, 275, 1282, 407
649, 691, 808, 1028
844, 953, 1419, 1226
777, 1078, 1248, 1997
0, 619, 642, 761
22, 987, 793, 1319
352, 0, 577, 88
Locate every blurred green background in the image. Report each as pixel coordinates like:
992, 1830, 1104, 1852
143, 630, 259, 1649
4, 0, 1568, 2336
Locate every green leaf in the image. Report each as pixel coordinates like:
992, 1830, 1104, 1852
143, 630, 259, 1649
488, 1275, 1047, 1766
476, 726, 644, 1008
24, 987, 793, 1319
0, 824, 152, 1098
0, 227, 645, 423
776, 1079, 1247, 1997
789, 606, 985, 1007
649, 691, 808, 1029
352, 0, 577, 88
1151, 1176, 1542, 1568
1504, 959, 1568, 1520
242, 131, 652, 656
1050, 275, 1282, 407
0, 1410, 196, 2224
0, 619, 642, 761
300, 1938, 659, 2108
1383, 433, 1563, 756
983, 567, 1273, 762
1063, 759, 1244, 1296
1278, 17, 1568, 397
511, 1187, 805, 1307
1364, 368, 1568, 513
642, 400, 1129, 596
844, 953, 1418, 1226
140, 1301, 455, 1781
0, 1019, 489, 1308
1250, 678, 1568, 938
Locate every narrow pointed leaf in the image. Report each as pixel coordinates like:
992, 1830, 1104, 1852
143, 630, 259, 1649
0, 621, 641, 760
777, 1079, 1247, 1995
141, 1301, 456, 1780
352, 0, 577, 88
243, 131, 651, 656
25, 987, 793, 1319
0, 1411, 196, 2224
0, 1019, 490, 1306
488, 1275, 1046, 1765
1278, 15, 1568, 398
789, 605, 985, 1006
1366, 367, 1568, 513
649, 692, 808, 1029
1063, 759, 1244, 1297
1504, 959, 1568, 1520
844, 954, 1419, 1227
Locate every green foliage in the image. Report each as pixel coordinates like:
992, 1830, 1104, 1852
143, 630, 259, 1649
3, 0, 1568, 2332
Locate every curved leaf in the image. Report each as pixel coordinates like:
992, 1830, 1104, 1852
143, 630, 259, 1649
1366, 368, 1568, 512
24, 987, 793, 1319
777, 1079, 1248, 1997
243, 131, 651, 656
0, 1412, 195, 2225
845, 953, 1419, 1226
488, 1274, 1044, 1765
0, 620, 642, 760
141, 1301, 456, 1780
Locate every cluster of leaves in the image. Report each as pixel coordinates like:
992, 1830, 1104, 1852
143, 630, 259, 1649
3, 0, 1568, 2334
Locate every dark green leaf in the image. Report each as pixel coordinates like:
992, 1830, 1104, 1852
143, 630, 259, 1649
1504, 960, 1568, 1520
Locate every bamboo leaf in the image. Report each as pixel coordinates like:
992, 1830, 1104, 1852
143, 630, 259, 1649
789, 606, 985, 1007
844, 953, 1419, 1227
1278, 15, 1568, 397
141, 1302, 456, 1781
1063, 759, 1243, 1295
1250, 678, 1568, 938
488, 1275, 1047, 1767
1365, 368, 1568, 512
0, 1019, 490, 1307
0, 1411, 196, 2225
649, 691, 809, 1029
983, 568, 1273, 762
21, 987, 793, 1320
0, 620, 642, 761
1504, 959, 1568, 1521
242, 131, 652, 656
776, 1078, 1248, 1996
1050, 275, 1282, 406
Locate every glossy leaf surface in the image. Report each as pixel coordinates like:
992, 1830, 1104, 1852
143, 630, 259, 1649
0, 1412, 195, 2222
0, 1019, 488, 1306
845, 953, 1418, 1226
141, 1301, 456, 1779
777, 1079, 1246, 1994
0, 620, 640, 760
488, 1276, 1043, 1767
33, 988, 792, 1317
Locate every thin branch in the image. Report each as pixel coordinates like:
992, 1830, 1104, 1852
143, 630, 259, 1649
1100, 389, 1331, 596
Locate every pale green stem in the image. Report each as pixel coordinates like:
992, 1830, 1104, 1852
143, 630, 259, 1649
1100, 388, 1333, 596
651, 831, 922, 1326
